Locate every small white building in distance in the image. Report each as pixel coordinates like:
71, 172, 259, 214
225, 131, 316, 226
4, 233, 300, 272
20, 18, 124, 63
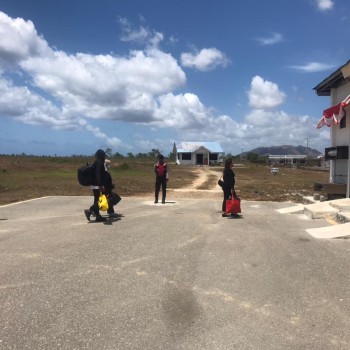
174, 142, 223, 165
268, 154, 307, 166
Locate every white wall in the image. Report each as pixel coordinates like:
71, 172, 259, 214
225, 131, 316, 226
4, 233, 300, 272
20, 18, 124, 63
333, 83, 350, 104
330, 81, 350, 186
177, 147, 215, 165
176, 154, 193, 165
334, 160, 348, 184
331, 82, 350, 146
178, 159, 193, 165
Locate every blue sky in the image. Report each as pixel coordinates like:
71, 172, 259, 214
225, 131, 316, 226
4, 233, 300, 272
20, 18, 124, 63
0, 0, 349, 156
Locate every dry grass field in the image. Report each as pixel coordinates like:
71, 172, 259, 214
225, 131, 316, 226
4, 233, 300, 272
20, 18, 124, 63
0, 155, 329, 205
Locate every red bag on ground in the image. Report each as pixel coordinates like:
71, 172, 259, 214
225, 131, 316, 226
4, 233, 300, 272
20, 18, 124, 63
225, 197, 241, 214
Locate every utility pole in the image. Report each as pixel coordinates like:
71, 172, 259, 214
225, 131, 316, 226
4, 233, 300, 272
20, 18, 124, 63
306, 138, 310, 149
306, 138, 311, 167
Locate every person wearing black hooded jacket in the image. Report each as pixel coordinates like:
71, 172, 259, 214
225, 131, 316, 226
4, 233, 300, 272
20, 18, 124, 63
84, 149, 107, 222
103, 159, 121, 217
221, 158, 237, 217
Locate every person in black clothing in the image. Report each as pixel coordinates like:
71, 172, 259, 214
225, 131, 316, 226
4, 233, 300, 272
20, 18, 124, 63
84, 149, 107, 222
221, 158, 237, 217
154, 154, 169, 204
103, 159, 121, 218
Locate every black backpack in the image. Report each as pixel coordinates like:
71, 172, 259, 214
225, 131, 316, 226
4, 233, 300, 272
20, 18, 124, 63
77, 163, 94, 186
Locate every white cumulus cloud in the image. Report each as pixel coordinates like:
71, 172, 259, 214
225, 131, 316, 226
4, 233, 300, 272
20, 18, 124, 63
315, 0, 334, 11
180, 48, 230, 71
20, 48, 186, 121
0, 75, 77, 129
0, 11, 327, 154
248, 76, 286, 110
0, 12, 50, 67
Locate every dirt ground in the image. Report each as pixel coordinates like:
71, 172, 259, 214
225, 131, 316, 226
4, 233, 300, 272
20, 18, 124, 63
167, 164, 329, 203
168, 167, 222, 199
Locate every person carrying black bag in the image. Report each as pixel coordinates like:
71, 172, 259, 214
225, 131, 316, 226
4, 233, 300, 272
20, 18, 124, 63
84, 149, 107, 222
221, 158, 237, 217
103, 159, 121, 218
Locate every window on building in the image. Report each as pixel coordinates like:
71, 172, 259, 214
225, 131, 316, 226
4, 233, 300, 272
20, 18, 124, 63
181, 153, 192, 160
209, 153, 218, 161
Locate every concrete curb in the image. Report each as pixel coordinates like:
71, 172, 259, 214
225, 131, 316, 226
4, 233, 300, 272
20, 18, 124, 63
277, 197, 350, 239
303, 201, 338, 220
306, 222, 350, 239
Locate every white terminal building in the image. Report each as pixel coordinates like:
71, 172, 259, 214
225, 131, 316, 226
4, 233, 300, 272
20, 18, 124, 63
268, 155, 307, 166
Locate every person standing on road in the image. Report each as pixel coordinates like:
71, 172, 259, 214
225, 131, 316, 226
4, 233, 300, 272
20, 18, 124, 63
154, 154, 169, 204
221, 158, 236, 217
84, 149, 107, 222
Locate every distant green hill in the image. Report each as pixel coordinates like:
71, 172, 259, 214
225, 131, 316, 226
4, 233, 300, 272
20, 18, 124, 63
239, 145, 322, 158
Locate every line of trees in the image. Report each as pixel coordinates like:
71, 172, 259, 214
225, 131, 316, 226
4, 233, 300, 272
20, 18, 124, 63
105, 148, 176, 162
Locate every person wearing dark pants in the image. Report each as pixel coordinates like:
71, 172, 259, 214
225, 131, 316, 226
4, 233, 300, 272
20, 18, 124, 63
84, 149, 107, 222
154, 154, 169, 204
221, 158, 236, 217
103, 159, 121, 218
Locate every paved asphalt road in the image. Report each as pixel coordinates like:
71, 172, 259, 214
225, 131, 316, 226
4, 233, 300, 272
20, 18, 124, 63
0, 196, 350, 350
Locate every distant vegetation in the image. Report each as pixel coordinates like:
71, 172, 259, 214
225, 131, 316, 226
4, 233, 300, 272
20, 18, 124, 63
1, 144, 322, 163
0, 148, 176, 161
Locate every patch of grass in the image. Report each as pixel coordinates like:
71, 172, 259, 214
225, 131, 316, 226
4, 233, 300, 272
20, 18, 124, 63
0, 155, 330, 205
0, 156, 198, 204
115, 162, 130, 171
234, 164, 329, 202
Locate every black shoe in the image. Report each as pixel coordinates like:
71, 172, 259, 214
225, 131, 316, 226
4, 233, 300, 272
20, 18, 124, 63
222, 213, 229, 217
154, 199, 158, 204
162, 200, 165, 204
84, 209, 91, 221
95, 216, 107, 222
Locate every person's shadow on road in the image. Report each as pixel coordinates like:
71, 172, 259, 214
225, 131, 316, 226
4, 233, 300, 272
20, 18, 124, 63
103, 214, 124, 225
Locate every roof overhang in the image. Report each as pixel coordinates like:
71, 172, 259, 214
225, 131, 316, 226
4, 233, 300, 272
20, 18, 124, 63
341, 63, 350, 79
177, 146, 210, 153
176, 142, 223, 153
313, 60, 350, 96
